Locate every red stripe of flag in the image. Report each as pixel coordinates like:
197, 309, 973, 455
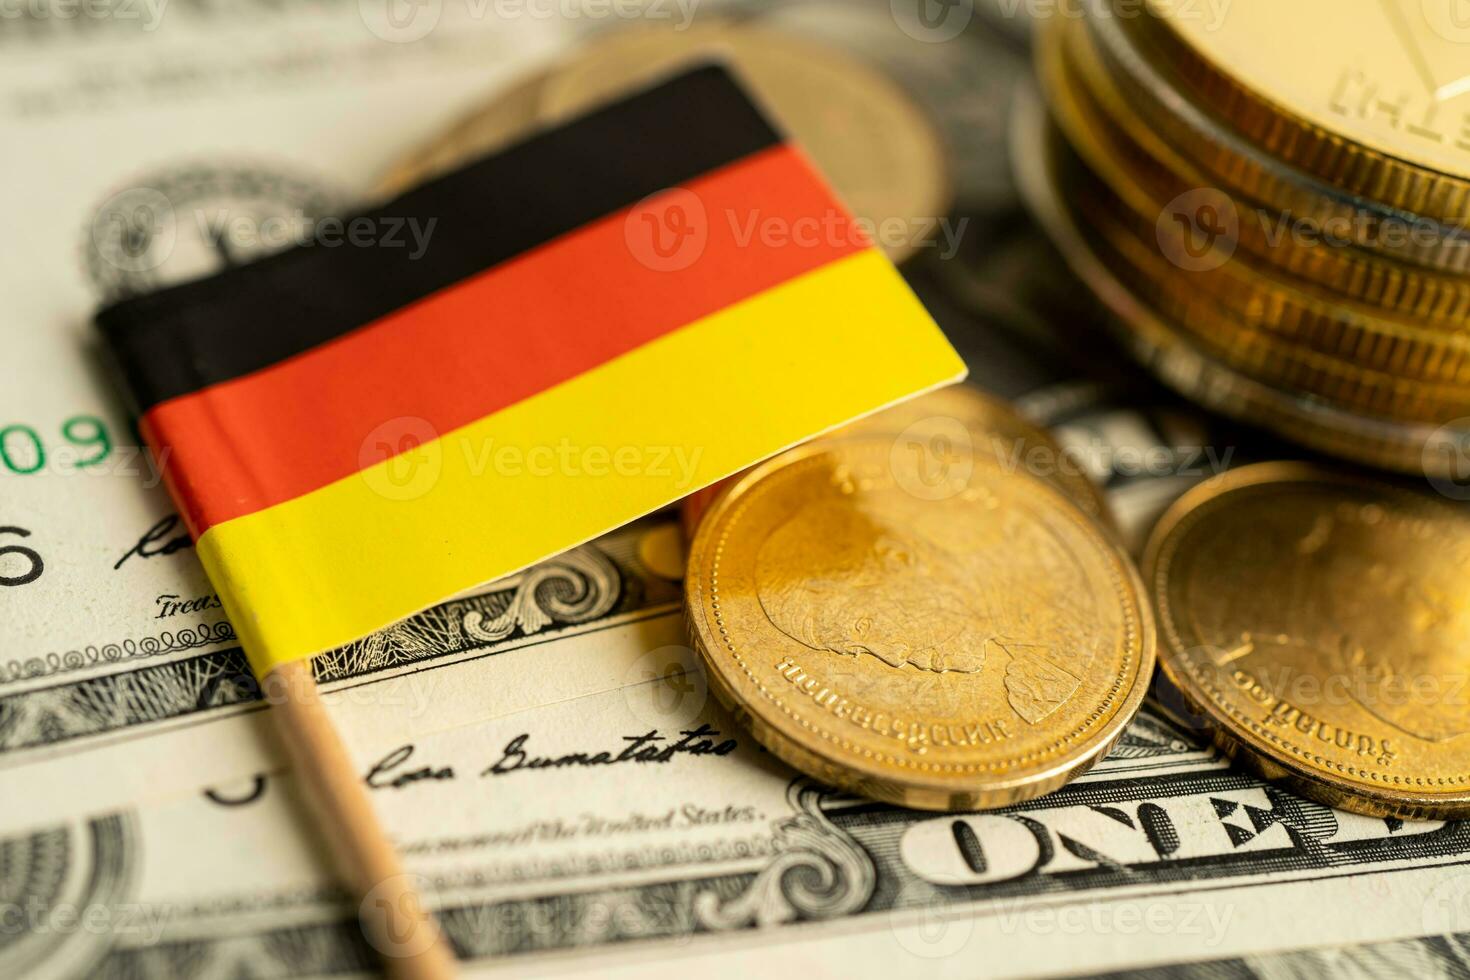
144, 144, 868, 536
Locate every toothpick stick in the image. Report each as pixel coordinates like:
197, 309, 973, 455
267, 659, 458, 980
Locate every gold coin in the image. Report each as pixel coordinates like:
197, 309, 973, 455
374, 68, 551, 197
535, 21, 951, 263
1043, 17, 1470, 327
1134, 0, 1470, 224
1041, 21, 1470, 389
1013, 85, 1470, 475
1041, 112, 1470, 423
838, 384, 1113, 525
1083, 3, 1470, 273
1066, 168, 1470, 421
680, 385, 1114, 545
1144, 462, 1470, 820
685, 436, 1155, 811
637, 522, 687, 581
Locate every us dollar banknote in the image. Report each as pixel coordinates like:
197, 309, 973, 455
12, 7, 1454, 980
4, 662, 1467, 979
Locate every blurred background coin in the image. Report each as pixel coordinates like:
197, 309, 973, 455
536, 20, 951, 263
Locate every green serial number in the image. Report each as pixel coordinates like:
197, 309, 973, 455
0, 416, 113, 475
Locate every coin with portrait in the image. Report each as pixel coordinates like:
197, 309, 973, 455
685, 435, 1154, 810
1145, 462, 1470, 819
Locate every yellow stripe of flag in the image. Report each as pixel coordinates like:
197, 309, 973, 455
199, 250, 966, 673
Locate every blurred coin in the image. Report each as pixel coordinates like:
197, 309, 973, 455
750, 0, 1027, 210
1034, 62, 1470, 422
910, 240, 1255, 556
536, 21, 950, 262
374, 68, 552, 197
638, 522, 687, 581
686, 435, 1154, 811
1037, 95, 1470, 422
680, 384, 1114, 543
1144, 462, 1470, 820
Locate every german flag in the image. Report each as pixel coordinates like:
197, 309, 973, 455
98, 66, 965, 675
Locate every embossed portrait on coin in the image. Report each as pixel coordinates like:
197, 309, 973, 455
755, 499, 986, 674
753, 497, 1101, 724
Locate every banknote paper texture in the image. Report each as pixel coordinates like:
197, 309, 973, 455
5, 668, 1468, 979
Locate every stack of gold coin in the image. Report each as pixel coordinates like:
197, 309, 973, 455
1019, 0, 1470, 476
685, 386, 1154, 811
1144, 462, 1470, 820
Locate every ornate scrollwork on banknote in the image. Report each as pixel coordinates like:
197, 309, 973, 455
6, 695, 1466, 979
460, 546, 621, 645
0, 622, 237, 686
693, 780, 876, 929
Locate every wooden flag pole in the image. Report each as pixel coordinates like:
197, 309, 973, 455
267, 660, 458, 980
